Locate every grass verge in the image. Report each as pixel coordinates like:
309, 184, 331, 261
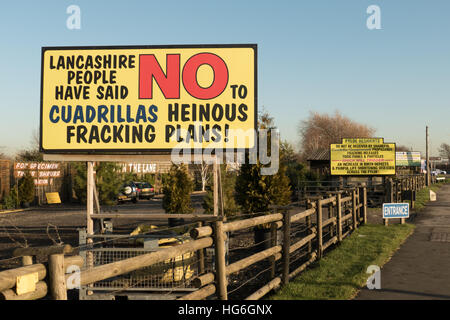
270, 223, 415, 300
414, 181, 447, 212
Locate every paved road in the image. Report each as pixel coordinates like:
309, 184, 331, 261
356, 184, 450, 300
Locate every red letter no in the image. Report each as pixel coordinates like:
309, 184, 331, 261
139, 54, 180, 99
183, 53, 228, 100
139, 52, 228, 100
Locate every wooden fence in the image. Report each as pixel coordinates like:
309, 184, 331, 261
0, 245, 83, 300
0, 186, 369, 300
186, 186, 367, 300
296, 174, 427, 208
385, 175, 427, 206
1, 173, 436, 300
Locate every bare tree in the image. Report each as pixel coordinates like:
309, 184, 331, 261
298, 110, 375, 157
439, 143, 450, 159
15, 128, 43, 161
0, 147, 8, 160
194, 162, 211, 192
396, 145, 411, 152
31, 128, 40, 149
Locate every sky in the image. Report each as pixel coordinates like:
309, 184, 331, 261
0, 0, 449, 157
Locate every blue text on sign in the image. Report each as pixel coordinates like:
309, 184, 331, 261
382, 203, 409, 219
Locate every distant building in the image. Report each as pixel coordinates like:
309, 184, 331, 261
306, 149, 330, 177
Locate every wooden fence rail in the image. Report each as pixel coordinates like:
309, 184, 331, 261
0, 252, 84, 300
179, 186, 368, 300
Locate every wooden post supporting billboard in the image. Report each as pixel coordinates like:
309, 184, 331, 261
86, 162, 94, 268
213, 156, 219, 216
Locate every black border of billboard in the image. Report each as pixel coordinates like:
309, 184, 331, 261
39, 44, 257, 155
329, 137, 396, 176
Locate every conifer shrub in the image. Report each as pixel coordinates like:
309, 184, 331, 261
162, 164, 194, 214
18, 171, 35, 206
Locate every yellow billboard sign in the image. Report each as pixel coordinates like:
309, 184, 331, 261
330, 138, 396, 175
40, 45, 256, 153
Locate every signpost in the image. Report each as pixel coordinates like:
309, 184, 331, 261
14, 162, 61, 186
382, 203, 409, 225
395, 152, 421, 167
330, 138, 396, 176
14, 162, 63, 205
40, 44, 257, 264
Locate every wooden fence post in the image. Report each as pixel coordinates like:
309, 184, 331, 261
316, 200, 323, 259
394, 180, 397, 202
352, 189, 357, 230
357, 187, 361, 222
336, 193, 342, 242
400, 179, 405, 202
213, 220, 227, 300
397, 180, 401, 202
48, 254, 67, 300
362, 187, 367, 224
197, 221, 205, 275
306, 202, 313, 254
387, 178, 394, 203
328, 200, 334, 238
383, 178, 394, 226
22, 256, 33, 266
358, 187, 361, 217
281, 210, 291, 286
270, 222, 278, 279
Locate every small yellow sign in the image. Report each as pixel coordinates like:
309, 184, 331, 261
331, 138, 396, 175
16, 272, 39, 295
46, 192, 61, 204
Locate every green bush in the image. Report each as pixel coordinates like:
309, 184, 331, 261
268, 162, 292, 207
235, 162, 272, 214
96, 162, 123, 205
18, 171, 35, 205
235, 111, 293, 214
72, 162, 122, 205
203, 165, 240, 216
235, 159, 292, 214
2, 187, 19, 209
162, 164, 194, 214
72, 162, 87, 203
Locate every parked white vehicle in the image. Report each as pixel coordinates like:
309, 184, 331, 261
432, 169, 447, 176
